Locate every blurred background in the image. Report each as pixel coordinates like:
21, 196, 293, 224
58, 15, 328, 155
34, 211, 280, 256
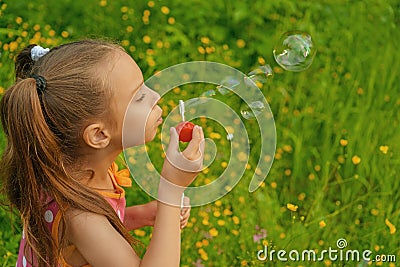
0, 0, 399, 266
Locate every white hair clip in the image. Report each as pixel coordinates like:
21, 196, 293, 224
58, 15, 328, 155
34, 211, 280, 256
31, 45, 50, 61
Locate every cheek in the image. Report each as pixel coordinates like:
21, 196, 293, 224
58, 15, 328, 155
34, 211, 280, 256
122, 105, 149, 147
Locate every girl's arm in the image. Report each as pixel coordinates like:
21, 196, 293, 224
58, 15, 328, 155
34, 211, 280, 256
124, 198, 191, 231
124, 202, 157, 230
67, 126, 203, 267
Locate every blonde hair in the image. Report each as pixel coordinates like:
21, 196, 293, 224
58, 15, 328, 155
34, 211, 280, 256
0, 40, 137, 266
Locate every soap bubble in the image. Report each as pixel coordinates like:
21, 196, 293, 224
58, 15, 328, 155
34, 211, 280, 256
273, 31, 316, 72
216, 76, 240, 96
201, 89, 216, 97
245, 65, 273, 87
226, 133, 234, 141
248, 65, 273, 79
240, 101, 266, 120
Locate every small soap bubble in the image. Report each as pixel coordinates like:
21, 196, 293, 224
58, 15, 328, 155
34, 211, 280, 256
244, 65, 273, 88
201, 89, 216, 97
273, 31, 316, 72
240, 101, 265, 120
216, 76, 240, 96
226, 133, 234, 141
248, 65, 273, 78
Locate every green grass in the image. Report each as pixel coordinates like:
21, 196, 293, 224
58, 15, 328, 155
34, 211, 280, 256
1, 0, 399, 266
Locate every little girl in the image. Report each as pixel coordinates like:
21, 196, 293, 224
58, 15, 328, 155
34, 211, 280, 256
0, 40, 204, 267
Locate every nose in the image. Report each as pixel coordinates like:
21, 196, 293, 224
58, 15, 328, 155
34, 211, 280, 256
148, 87, 161, 106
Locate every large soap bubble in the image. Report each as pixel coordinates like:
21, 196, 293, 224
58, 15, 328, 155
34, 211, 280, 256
273, 31, 316, 72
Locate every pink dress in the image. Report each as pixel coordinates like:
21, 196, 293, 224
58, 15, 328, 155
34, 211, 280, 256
15, 163, 132, 267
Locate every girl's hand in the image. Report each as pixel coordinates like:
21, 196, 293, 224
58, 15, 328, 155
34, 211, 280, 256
161, 126, 204, 187
180, 196, 191, 229
125, 198, 191, 229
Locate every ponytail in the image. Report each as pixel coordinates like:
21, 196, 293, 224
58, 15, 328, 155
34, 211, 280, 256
1, 77, 61, 265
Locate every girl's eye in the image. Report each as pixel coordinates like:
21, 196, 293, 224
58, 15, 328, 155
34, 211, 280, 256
136, 93, 146, 102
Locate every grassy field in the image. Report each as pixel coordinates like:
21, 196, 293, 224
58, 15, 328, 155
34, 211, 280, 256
1, 0, 399, 266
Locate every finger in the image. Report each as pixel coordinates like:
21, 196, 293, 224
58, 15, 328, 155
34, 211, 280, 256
166, 127, 180, 154
180, 221, 188, 229
181, 207, 191, 218
184, 126, 204, 157
183, 196, 190, 207
181, 197, 191, 214
180, 216, 189, 229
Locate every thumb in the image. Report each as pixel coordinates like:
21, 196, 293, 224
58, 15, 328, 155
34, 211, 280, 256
166, 127, 179, 154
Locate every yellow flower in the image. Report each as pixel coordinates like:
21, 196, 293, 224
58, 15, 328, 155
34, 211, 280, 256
201, 37, 210, 44
385, 218, 396, 234
270, 182, 277, 189
148, 1, 155, 7
319, 220, 326, 228
223, 208, 232, 216
298, 193, 306, 201
209, 228, 218, 237
232, 216, 240, 225
209, 132, 221, 139
197, 46, 205, 54
126, 26, 134, 33
237, 152, 247, 162
379, 145, 389, 154
351, 155, 361, 165
370, 209, 379, 216
339, 139, 348, 146
198, 248, 208, 260
213, 211, 221, 217
195, 241, 203, 248
61, 31, 69, 38
161, 6, 170, 14
133, 229, 146, 237
143, 35, 151, 44
217, 220, 225, 226
202, 239, 209, 246
121, 40, 130, 47
231, 229, 239, 236
9, 41, 18, 52
15, 17, 23, 24
236, 39, 246, 48
286, 203, 298, 212
99, 0, 107, 7
168, 17, 175, 24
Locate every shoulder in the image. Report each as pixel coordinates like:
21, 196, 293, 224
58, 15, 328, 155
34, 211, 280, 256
65, 209, 140, 267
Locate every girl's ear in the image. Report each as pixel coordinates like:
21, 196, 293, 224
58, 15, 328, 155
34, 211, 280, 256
82, 123, 111, 149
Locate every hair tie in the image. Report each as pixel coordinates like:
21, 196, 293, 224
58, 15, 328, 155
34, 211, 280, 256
31, 75, 47, 94
31, 45, 50, 61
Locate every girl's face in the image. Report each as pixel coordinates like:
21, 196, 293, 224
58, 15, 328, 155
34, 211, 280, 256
110, 52, 162, 148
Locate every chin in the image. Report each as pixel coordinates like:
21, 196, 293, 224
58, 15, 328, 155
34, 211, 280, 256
144, 131, 157, 143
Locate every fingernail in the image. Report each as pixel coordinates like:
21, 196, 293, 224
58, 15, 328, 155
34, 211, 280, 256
180, 215, 183, 220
